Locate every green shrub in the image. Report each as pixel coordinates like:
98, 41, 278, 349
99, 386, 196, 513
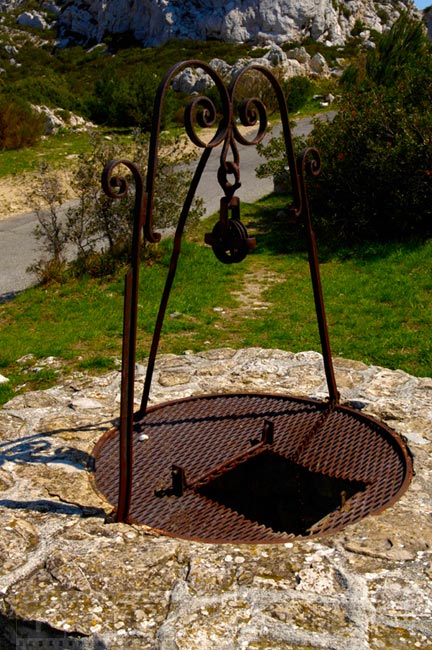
256, 14, 432, 248
309, 101, 431, 244
87, 64, 177, 129
282, 76, 314, 113
351, 19, 366, 37
308, 14, 432, 245
377, 8, 389, 24
0, 95, 45, 149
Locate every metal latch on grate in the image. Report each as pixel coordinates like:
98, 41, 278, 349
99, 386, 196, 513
92, 60, 413, 543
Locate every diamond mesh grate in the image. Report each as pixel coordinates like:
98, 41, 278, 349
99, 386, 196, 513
92, 393, 413, 544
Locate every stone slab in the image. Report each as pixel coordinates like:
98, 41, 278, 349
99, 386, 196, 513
0, 348, 431, 649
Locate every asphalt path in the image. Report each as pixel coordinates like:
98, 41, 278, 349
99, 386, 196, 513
0, 114, 332, 301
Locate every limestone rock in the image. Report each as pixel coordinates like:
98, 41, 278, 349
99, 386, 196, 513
55, 0, 417, 48
31, 105, 95, 135
171, 46, 318, 96
286, 45, 310, 64
310, 52, 329, 75
17, 11, 49, 30
0, 348, 431, 648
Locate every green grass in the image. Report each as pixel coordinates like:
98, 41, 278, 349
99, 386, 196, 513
0, 128, 138, 178
0, 131, 93, 177
0, 196, 431, 406
234, 240, 432, 376
0, 238, 238, 401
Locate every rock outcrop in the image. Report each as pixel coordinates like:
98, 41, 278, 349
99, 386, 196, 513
171, 45, 333, 95
55, 0, 414, 47
0, 348, 431, 648
31, 105, 95, 135
0, 0, 423, 48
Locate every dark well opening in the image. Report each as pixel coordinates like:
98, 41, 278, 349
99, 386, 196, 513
196, 450, 367, 536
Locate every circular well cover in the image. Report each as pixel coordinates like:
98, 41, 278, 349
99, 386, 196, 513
93, 393, 413, 544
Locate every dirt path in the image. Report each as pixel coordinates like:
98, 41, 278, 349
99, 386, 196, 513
0, 169, 74, 222
230, 265, 284, 315
214, 261, 285, 324
0, 176, 32, 221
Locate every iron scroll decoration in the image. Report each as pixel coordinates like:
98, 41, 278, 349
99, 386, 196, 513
96, 60, 413, 542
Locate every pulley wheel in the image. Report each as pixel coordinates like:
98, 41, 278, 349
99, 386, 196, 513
210, 219, 250, 264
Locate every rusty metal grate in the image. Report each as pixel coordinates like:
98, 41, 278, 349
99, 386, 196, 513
93, 393, 412, 543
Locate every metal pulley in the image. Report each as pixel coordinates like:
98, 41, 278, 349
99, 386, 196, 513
204, 196, 256, 264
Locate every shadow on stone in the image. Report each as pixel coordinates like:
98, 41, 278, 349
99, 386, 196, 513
0, 427, 99, 468
0, 613, 107, 649
0, 498, 105, 518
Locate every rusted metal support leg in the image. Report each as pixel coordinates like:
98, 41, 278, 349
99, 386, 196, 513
101, 161, 148, 522
139, 146, 212, 417
297, 149, 339, 405
117, 269, 134, 522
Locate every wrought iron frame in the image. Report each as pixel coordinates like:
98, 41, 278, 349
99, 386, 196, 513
101, 60, 340, 523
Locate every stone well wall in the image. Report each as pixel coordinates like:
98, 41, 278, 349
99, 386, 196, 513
0, 347, 431, 649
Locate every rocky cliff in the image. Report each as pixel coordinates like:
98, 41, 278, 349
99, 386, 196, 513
1, 0, 420, 48
56, 0, 414, 47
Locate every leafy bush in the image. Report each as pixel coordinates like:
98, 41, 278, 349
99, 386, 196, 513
308, 13, 432, 245
282, 76, 314, 113
29, 131, 204, 282
0, 95, 45, 149
87, 63, 178, 129
256, 14, 432, 248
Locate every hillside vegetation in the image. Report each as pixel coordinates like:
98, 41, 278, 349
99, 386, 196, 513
0, 10, 430, 404
257, 14, 432, 247
0, 0, 361, 149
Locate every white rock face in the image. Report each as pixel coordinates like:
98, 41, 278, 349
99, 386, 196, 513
17, 11, 48, 29
31, 105, 94, 134
55, 0, 414, 47
0, 0, 424, 48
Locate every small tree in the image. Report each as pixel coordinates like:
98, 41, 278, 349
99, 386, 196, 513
27, 165, 69, 282
29, 131, 204, 281
66, 134, 133, 262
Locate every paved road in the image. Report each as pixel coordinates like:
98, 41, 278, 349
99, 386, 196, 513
0, 114, 332, 301
0, 200, 76, 302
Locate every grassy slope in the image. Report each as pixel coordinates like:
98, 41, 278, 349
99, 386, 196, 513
0, 24, 429, 405
0, 198, 430, 406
